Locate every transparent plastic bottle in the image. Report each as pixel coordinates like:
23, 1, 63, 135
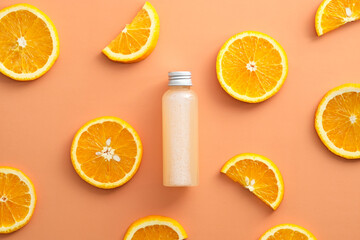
162, 71, 198, 187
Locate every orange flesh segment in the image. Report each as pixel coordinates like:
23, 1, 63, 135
76, 121, 138, 183
0, 173, 31, 228
320, 0, 360, 34
267, 229, 308, 240
224, 159, 279, 205
221, 36, 283, 98
132, 225, 180, 239
322, 92, 360, 152
107, 8, 151, 55
0, 10, 53, 74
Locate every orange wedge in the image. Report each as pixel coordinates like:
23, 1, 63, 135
221, 153, 284, 210
216, 31, 288, 103
123, 215, 187, 240
0, 4, 59, 81
102, 2, 159, 63
71, 116, 143, 189
259, 224, 317, 240
315, 0, 360, 36
0, 167, 36, 233
315, 83, 360, 159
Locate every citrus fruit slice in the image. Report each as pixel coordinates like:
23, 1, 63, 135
315, 83, 360, 159
216, 31, 288, 103
0, 4, 59, 81
259, 224, 317, 240
221, 153, 284, 210
102, 2, 159, 63
0, 167, 36, 233
123, 215, 188, 240
71, 116, 143, 189
315, 0, 360, 36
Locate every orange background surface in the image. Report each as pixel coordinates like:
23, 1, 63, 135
1, 0, 360, 239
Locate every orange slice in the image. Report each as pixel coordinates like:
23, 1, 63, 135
221, 153, 284, 210
71, 116, 143, 189
216, 31, 288, 103
0, 167, 36, 233
315, 83, 360, 159
259, 224, 317, 240
315, 0, 360, 36
102, 2, 159, 63
0, 4, 59, 81
123, 215, 187, 240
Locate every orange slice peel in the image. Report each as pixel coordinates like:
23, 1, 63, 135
259, 224, 317, 240
123, 215, 187, 240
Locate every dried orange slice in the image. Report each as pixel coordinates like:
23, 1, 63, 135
221, 153, 284, 210
259, 224, 317, 240
71, 116, 143, 189
315, 83, 360, 159
102, 2, 159, 63
0, 167, 36, 233
124, 215, 187, 240
316, 0, 360, 36
216, 31, 288, 103
0, 4, 59, 81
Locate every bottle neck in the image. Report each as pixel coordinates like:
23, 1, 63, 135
169, 85, 191, 90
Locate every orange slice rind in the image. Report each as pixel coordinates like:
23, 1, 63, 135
259, 224, 317, 240
123, 215, 187, 240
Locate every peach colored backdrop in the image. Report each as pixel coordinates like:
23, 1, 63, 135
1, 0, 360, 239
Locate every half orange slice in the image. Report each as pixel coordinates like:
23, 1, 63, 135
221, 153, 284, 210
316, 0, 360, 36
102, 2, 160, 63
